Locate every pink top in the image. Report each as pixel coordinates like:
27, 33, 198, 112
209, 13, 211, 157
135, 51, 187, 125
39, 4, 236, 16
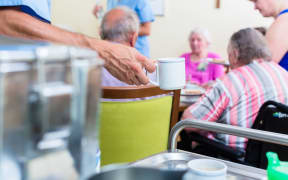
180, 52, 224, 84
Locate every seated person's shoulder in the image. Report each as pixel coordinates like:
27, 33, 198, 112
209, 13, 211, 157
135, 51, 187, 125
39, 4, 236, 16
207, 52, 221, 59
180, 52, 190, 57
102, 68, 129, 87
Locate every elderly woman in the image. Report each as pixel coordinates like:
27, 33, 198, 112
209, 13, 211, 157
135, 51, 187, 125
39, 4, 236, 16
180, 28, 224, 87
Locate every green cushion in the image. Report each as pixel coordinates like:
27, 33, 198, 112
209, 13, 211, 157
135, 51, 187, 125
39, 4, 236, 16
99, 96, 172, 166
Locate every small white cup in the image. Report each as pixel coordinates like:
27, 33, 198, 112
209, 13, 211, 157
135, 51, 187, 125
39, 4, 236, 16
149, 57, 185, 90
183, 159, 227, 180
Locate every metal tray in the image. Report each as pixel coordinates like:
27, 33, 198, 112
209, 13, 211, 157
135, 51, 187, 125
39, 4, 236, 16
130, 151, 267, 180
89, 167, 184, 180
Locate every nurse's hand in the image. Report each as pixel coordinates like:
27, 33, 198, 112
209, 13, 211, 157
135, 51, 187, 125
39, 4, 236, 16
93, 40, 156, 85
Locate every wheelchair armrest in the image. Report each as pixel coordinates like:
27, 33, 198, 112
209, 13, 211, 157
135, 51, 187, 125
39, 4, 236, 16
189, 132, 245, 161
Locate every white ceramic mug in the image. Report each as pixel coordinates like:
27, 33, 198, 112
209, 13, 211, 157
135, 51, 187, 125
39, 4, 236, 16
183, 159, 227, 180
149, 57, 185, 90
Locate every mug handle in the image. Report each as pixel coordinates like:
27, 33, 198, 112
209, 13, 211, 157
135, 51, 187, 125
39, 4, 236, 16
148, 63, 159, 86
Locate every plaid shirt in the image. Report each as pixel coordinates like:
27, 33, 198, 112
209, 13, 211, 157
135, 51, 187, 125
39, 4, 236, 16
182, 60, 288, 151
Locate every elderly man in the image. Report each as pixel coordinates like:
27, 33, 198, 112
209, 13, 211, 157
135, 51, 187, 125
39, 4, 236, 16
181, 28, 288, 155
249, 0, 288, 71
100, 6, 141, 86
94, 0, 154, 57
0, 1, 155, 85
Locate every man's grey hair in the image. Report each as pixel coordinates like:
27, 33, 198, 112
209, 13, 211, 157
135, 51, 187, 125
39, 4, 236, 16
189, 27, 212, 44
229, 28, 272, 64
100, 6, 140, 43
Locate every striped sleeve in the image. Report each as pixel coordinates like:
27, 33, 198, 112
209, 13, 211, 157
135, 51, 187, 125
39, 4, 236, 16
182, 83, 230, 122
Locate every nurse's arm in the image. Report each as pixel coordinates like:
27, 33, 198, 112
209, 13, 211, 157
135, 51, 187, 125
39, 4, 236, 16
0, 7, 90, 46
0, 7, 156, 85
266, 16, 288, 63
139, 22, 151, 36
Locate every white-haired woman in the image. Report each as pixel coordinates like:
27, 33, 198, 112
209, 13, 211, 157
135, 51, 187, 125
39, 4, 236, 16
180, 28, 224, 87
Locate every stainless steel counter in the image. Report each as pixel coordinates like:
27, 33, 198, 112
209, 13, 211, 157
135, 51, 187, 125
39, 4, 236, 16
130, 150, 267, 180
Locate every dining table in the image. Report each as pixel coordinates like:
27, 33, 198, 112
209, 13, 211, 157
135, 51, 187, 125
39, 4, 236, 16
179, 59, 230, 113
179, 87, 204, 113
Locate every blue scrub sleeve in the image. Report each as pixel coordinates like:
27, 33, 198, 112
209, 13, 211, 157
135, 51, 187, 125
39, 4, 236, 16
136, 0, 155, 23
0, 0, 51, 23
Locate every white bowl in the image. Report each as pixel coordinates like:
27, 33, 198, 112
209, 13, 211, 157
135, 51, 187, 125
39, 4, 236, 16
183, 159, 227, 180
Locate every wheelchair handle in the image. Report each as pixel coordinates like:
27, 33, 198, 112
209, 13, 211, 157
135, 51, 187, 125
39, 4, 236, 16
168, 119, 288, 151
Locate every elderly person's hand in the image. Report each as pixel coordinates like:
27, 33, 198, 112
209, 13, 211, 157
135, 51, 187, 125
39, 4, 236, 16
93, 40, 156, 85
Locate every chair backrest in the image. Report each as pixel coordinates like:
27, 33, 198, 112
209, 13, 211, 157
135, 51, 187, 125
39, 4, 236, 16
99, 85, 180, 166
245, 100, 288, 169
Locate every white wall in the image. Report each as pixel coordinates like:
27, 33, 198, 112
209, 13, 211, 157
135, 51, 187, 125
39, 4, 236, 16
51, 0, 273, 60
51, 0, 103, 38
149, 0, 273, 59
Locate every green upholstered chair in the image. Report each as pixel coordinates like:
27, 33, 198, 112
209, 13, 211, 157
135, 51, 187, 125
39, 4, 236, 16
99, 85, 180, 166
